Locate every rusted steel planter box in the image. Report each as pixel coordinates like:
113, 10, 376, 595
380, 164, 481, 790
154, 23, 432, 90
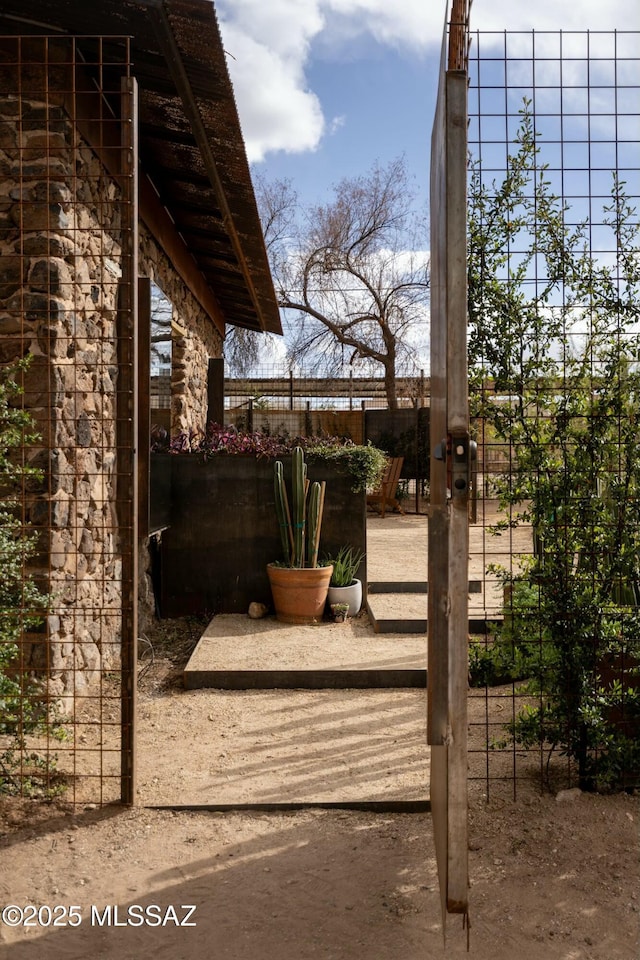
159, 455, 367, 616
149, 453, 172, 534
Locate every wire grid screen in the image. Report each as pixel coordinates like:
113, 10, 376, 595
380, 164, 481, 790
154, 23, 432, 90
224, 366, 429, 437
467, 31, 640, 797
0, 36, 134, 804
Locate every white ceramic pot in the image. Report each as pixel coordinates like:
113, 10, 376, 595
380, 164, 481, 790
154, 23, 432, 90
327, 579, 363, 618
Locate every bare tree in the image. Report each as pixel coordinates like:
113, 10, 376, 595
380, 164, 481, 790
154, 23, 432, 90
223, 176, 296, 377
254, 158, 430, 409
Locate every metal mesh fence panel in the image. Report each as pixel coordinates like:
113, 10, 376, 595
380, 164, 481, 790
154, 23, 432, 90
467, 30, 640, 798
0, 36, 135, 805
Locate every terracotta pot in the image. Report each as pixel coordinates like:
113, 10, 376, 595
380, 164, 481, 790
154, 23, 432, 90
267, 563, 334, 624
327, 579, 363, 618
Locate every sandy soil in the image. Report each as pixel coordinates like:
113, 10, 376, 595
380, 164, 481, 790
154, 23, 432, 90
2, 619, 638, 960
1, 513, 638, 958
0, 788, 637, 960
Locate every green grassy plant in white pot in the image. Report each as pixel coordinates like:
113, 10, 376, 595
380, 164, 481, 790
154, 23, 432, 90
326, 545, 365, 618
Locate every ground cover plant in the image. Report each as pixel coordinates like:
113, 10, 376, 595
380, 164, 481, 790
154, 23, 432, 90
468, 105, 640, 790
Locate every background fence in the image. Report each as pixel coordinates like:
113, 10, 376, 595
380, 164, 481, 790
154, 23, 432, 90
221, 368, 430, 512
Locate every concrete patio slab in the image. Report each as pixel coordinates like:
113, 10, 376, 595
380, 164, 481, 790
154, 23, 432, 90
184, 613, 426, 689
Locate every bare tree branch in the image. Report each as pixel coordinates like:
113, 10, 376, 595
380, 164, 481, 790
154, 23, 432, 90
224, 158, 430, 402
248, 156, 429, 408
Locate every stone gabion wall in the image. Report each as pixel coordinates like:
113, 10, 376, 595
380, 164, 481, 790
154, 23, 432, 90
139, 224, 222, 436
1, 91, 223, 698
1, 94, 124, 703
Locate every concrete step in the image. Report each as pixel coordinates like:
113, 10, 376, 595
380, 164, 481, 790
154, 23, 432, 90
366, 591, 428, 634
184, 614, 426, 689
366, 582, 500, 634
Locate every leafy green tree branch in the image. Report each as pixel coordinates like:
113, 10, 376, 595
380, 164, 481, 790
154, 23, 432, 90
468, 104, 640, 790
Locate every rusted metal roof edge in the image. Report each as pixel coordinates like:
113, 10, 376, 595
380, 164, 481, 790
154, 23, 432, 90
138, 0, 282, 336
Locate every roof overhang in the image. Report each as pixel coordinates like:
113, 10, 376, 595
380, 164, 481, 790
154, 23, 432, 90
0, 0, 282, 336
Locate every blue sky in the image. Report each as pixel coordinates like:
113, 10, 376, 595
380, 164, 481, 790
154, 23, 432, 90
215, 0, 639, 375
217, 0, 640, 216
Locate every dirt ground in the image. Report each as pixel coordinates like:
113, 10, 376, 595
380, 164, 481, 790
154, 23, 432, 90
0, 787, 637, 959
1, 514, 639, 959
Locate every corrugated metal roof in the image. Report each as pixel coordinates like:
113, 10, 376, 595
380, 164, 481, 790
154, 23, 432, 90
0, 0, 282, 335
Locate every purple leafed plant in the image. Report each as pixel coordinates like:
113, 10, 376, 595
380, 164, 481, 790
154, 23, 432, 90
151, 423, 354, 459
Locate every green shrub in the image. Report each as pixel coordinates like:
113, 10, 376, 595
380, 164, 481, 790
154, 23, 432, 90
468, 106, 640, 789
0, 358, 66, 797
305, 441, 387, 492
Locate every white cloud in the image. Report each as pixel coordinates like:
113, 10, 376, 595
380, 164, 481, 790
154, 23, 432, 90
470, 0, 638, 33
220, 20, 324, 161
216, 0, 447, 162
216, 0, 639, 162
317, 0, 447, 52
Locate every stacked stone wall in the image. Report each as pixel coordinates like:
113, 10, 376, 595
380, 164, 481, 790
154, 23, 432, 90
1, 91, 222, 698
0, 96, 124, 702
139, 225, 222, 436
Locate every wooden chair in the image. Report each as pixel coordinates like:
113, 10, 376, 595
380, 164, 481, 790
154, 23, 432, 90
366, 456, 406, 518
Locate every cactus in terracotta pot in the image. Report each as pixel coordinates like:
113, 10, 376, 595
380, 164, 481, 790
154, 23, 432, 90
273, 445, 325, 568
269, 447, 332, 623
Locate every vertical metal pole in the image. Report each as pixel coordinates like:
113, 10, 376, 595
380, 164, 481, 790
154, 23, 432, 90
207, 357, 225, 427
415, 408, 420, 514
138, 277, 151, 539
119, 74, 139, 805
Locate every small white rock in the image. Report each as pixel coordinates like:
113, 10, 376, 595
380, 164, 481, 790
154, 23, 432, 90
248, 602, 269, 619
